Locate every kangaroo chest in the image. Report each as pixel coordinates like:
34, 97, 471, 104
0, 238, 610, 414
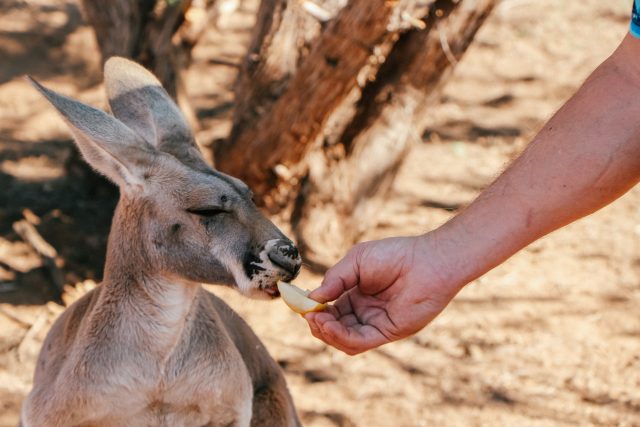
73, 297, 254, 427
107, 358, 252, 427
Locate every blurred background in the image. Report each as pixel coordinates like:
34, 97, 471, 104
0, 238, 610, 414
1, 0, 639, 425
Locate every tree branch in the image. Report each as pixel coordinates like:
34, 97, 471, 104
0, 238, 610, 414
215, 0, 396, 209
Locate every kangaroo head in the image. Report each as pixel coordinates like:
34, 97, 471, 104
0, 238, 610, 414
28, 57, 301, 299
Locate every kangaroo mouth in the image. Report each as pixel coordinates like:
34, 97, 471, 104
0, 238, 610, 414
262, 283, 280, 298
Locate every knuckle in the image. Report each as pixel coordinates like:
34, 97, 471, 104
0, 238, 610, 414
343, 348, 359, 356
350, 242, 367, 258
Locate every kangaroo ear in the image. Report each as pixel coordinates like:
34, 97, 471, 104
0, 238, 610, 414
28, 77, 157, 189
103, 57, 209, 171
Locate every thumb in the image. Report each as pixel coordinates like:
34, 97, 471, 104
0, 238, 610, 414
309, 245, 362, 303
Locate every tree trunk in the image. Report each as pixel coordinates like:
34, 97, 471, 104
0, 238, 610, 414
230, 0, 323, 142
215, 0, 398, 207
217, 0, 496, 267
295, 0, 497, 267
81, 0, 214, 127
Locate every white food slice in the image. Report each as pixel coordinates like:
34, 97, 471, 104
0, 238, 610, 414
277, 281, 327, 314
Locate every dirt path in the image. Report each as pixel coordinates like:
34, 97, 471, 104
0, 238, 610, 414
1, 1, 639, 426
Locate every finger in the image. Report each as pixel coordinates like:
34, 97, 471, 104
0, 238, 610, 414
323, 303, 341, 318
315, 314, 389, 354
304, 312, 323, 339
322, 322, 385, 355
312, 306, 359, 327
336, 313, 360, 328
303, 301, 345, 340
309, 245, 364, 303
308, 317, 382, 355
304, 312, 350, 352
333, 293, 355, 317
308, 318, 357, 354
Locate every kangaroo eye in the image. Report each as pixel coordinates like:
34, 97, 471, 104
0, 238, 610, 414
187, 207, 229, 217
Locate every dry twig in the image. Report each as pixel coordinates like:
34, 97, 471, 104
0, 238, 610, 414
12, 213, 65, 296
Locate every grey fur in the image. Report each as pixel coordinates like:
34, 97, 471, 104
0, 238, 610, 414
21, 58, 301, 427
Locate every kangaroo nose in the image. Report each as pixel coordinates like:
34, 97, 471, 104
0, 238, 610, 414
268, 240, 301, 278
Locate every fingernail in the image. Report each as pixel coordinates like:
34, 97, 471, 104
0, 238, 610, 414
308, 287, 326, 300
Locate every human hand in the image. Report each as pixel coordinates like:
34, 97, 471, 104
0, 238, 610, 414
304, 234, 463, 354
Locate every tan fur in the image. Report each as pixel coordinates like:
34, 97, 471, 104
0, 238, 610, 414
21, 58, 301, 427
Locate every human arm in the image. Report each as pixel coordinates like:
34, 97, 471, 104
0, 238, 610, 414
304, 34, 640, 354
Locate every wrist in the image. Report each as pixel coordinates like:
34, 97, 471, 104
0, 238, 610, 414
422, 194, 534, 291
415, 228, 478, 295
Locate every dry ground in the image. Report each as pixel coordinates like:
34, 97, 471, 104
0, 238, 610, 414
1, 0, 639, 426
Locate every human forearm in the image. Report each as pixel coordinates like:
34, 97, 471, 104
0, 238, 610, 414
430, 34, 640, 290
305, 35, 640, 354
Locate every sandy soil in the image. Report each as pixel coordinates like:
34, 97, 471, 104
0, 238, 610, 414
1, 1, 639, 426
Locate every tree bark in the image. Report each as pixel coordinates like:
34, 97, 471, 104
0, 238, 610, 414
81, 0, 214, 127
80, 0, 156, 64
294, 0, 497, 267
219, 0, 496, 267
231, 0, 323, 142
215, 0, 397, 208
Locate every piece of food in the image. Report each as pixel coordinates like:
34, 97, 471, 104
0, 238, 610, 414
277, 281, 327, 314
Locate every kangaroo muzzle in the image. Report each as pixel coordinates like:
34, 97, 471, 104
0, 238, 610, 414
267, 239, 301, 279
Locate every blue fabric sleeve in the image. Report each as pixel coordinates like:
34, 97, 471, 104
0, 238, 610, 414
631, 0, 640, 38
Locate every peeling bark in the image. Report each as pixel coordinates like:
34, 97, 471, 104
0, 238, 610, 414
231, 0, 322, 140
215, 0, 397, 207
294, 0, 497, 267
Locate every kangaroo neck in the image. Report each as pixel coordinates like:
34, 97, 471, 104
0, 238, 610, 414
97, 195, 200, 358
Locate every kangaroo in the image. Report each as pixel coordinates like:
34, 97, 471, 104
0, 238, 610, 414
20, 57, 302, 427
